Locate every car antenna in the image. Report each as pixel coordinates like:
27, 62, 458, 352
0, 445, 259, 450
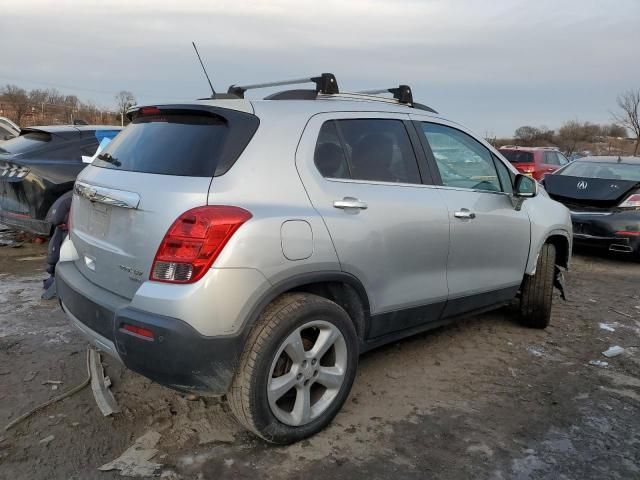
192, 41, 216, 98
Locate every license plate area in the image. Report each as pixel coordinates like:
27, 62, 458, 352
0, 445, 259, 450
87, 202, 111, 238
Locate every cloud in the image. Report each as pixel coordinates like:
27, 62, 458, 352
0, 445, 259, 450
1, 0, 638, 135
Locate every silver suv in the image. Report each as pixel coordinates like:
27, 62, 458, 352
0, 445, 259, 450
56, 74, 572, 444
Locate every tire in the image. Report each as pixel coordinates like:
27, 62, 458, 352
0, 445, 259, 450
518, 243, 556, 329
227, 293, 359, 444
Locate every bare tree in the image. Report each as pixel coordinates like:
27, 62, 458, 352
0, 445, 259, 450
556, 120, 600, 156
612, 89, 640, 155
115, 90, 136, 126
514, 126, 541, 146
1, 84, 30, 125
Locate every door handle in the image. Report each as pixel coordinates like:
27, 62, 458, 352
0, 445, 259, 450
454, 209, 476, 219
333, 197, 368, 210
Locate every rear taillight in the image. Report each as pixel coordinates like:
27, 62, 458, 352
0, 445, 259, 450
619, 193, 640, 209
616, 230, 640, 237
150, 206, 252, 284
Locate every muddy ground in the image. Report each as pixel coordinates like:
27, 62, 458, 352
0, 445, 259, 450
1, 235, 639, 479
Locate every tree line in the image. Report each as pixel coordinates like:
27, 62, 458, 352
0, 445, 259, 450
0, 84, 136, 127
505, 89, 640, 156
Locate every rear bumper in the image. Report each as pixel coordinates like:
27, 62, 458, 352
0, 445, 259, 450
57, 261, 244, 395
571, 211, 640, 254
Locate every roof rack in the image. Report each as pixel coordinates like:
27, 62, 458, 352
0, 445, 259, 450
358, 85, 413, 104
228, 73, 339, 98
222, 73, 438, 113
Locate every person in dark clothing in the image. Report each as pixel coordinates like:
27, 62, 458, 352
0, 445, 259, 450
42, 192, 72, 299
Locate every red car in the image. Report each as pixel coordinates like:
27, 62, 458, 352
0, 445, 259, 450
499, 146, 569, 181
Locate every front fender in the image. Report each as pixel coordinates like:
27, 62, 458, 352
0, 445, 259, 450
524, 194, 573, 274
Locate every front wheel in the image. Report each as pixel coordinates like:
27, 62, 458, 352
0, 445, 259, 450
227, 293, 359, 444
517, 243, 556, 329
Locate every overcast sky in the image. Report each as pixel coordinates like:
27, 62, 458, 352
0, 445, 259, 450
1, 0, 639, 136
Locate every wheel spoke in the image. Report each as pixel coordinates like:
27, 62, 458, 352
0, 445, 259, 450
291, 385, 311, 425
315, 366, 344, 390
310, 327, 339, 360
268, 372, 297, 402
283, 328, 306, 364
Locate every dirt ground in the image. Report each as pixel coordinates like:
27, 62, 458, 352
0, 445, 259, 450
1, 235, 639, 479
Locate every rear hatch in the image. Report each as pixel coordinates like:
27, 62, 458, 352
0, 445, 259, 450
499, 149, 536, 175
69, 104, 258, 299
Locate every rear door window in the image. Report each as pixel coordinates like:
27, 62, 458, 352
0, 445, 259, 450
92, 109, 259, 177
314, 121, 350, 179
544, 151, 560, 165
314, 119, 421, 184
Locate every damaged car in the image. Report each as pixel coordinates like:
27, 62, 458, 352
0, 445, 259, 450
55, 74, 572, 443
0, 125, 121, 235
543, 155, 640, 260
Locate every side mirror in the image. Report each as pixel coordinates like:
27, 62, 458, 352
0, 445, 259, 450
514, 174, 538, 198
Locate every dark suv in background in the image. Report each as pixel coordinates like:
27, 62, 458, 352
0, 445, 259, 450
499, 146, 569, 181
0, 125, 121, 235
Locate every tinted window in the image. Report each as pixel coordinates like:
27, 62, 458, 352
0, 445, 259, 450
0, 132, 51, 154
500, 150, 534, 163
334, 119, 421, 183
93, 110, 258, 177
559, 161, 640, 181
421, 123, 502, 192
314, 121, 350, 179
493, 154, 514, 194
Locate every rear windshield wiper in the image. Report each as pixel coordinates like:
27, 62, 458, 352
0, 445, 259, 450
97, 152, 121, 167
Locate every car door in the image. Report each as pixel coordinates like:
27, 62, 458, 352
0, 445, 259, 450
541, 151, 561, 176
296, 112, 450, 338
412, 119, 531, 317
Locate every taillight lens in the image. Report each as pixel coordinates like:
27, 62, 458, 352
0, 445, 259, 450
619, 193, 640, 209
150, 206, 252, 284
121, 323, 155, 340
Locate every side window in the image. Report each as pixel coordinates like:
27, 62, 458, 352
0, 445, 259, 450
420, 123, 502, 192
556, 152, 569, 166
493, 154, 514, 194
544, 151, 560, 165
314, 122, 350, 179
314, 119, 421, 184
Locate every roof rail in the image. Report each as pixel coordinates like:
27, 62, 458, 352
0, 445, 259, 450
228, 73, 338, 98
358, 85, 413, 104
354, 85, 438, 113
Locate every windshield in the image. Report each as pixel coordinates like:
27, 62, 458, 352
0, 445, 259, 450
500, 150, 534, 163
0, 132, 51, 154
558, 161, 640, 181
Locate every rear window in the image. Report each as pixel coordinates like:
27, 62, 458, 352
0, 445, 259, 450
93, 108, 258, 177
500, 150, 534, 163
0, 132, 52, 154
314, 119, 422, 184
558, 161, 640, 181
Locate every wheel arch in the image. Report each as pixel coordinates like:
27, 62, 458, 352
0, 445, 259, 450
242, 272, 371, 344
525, 229, 571, 274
